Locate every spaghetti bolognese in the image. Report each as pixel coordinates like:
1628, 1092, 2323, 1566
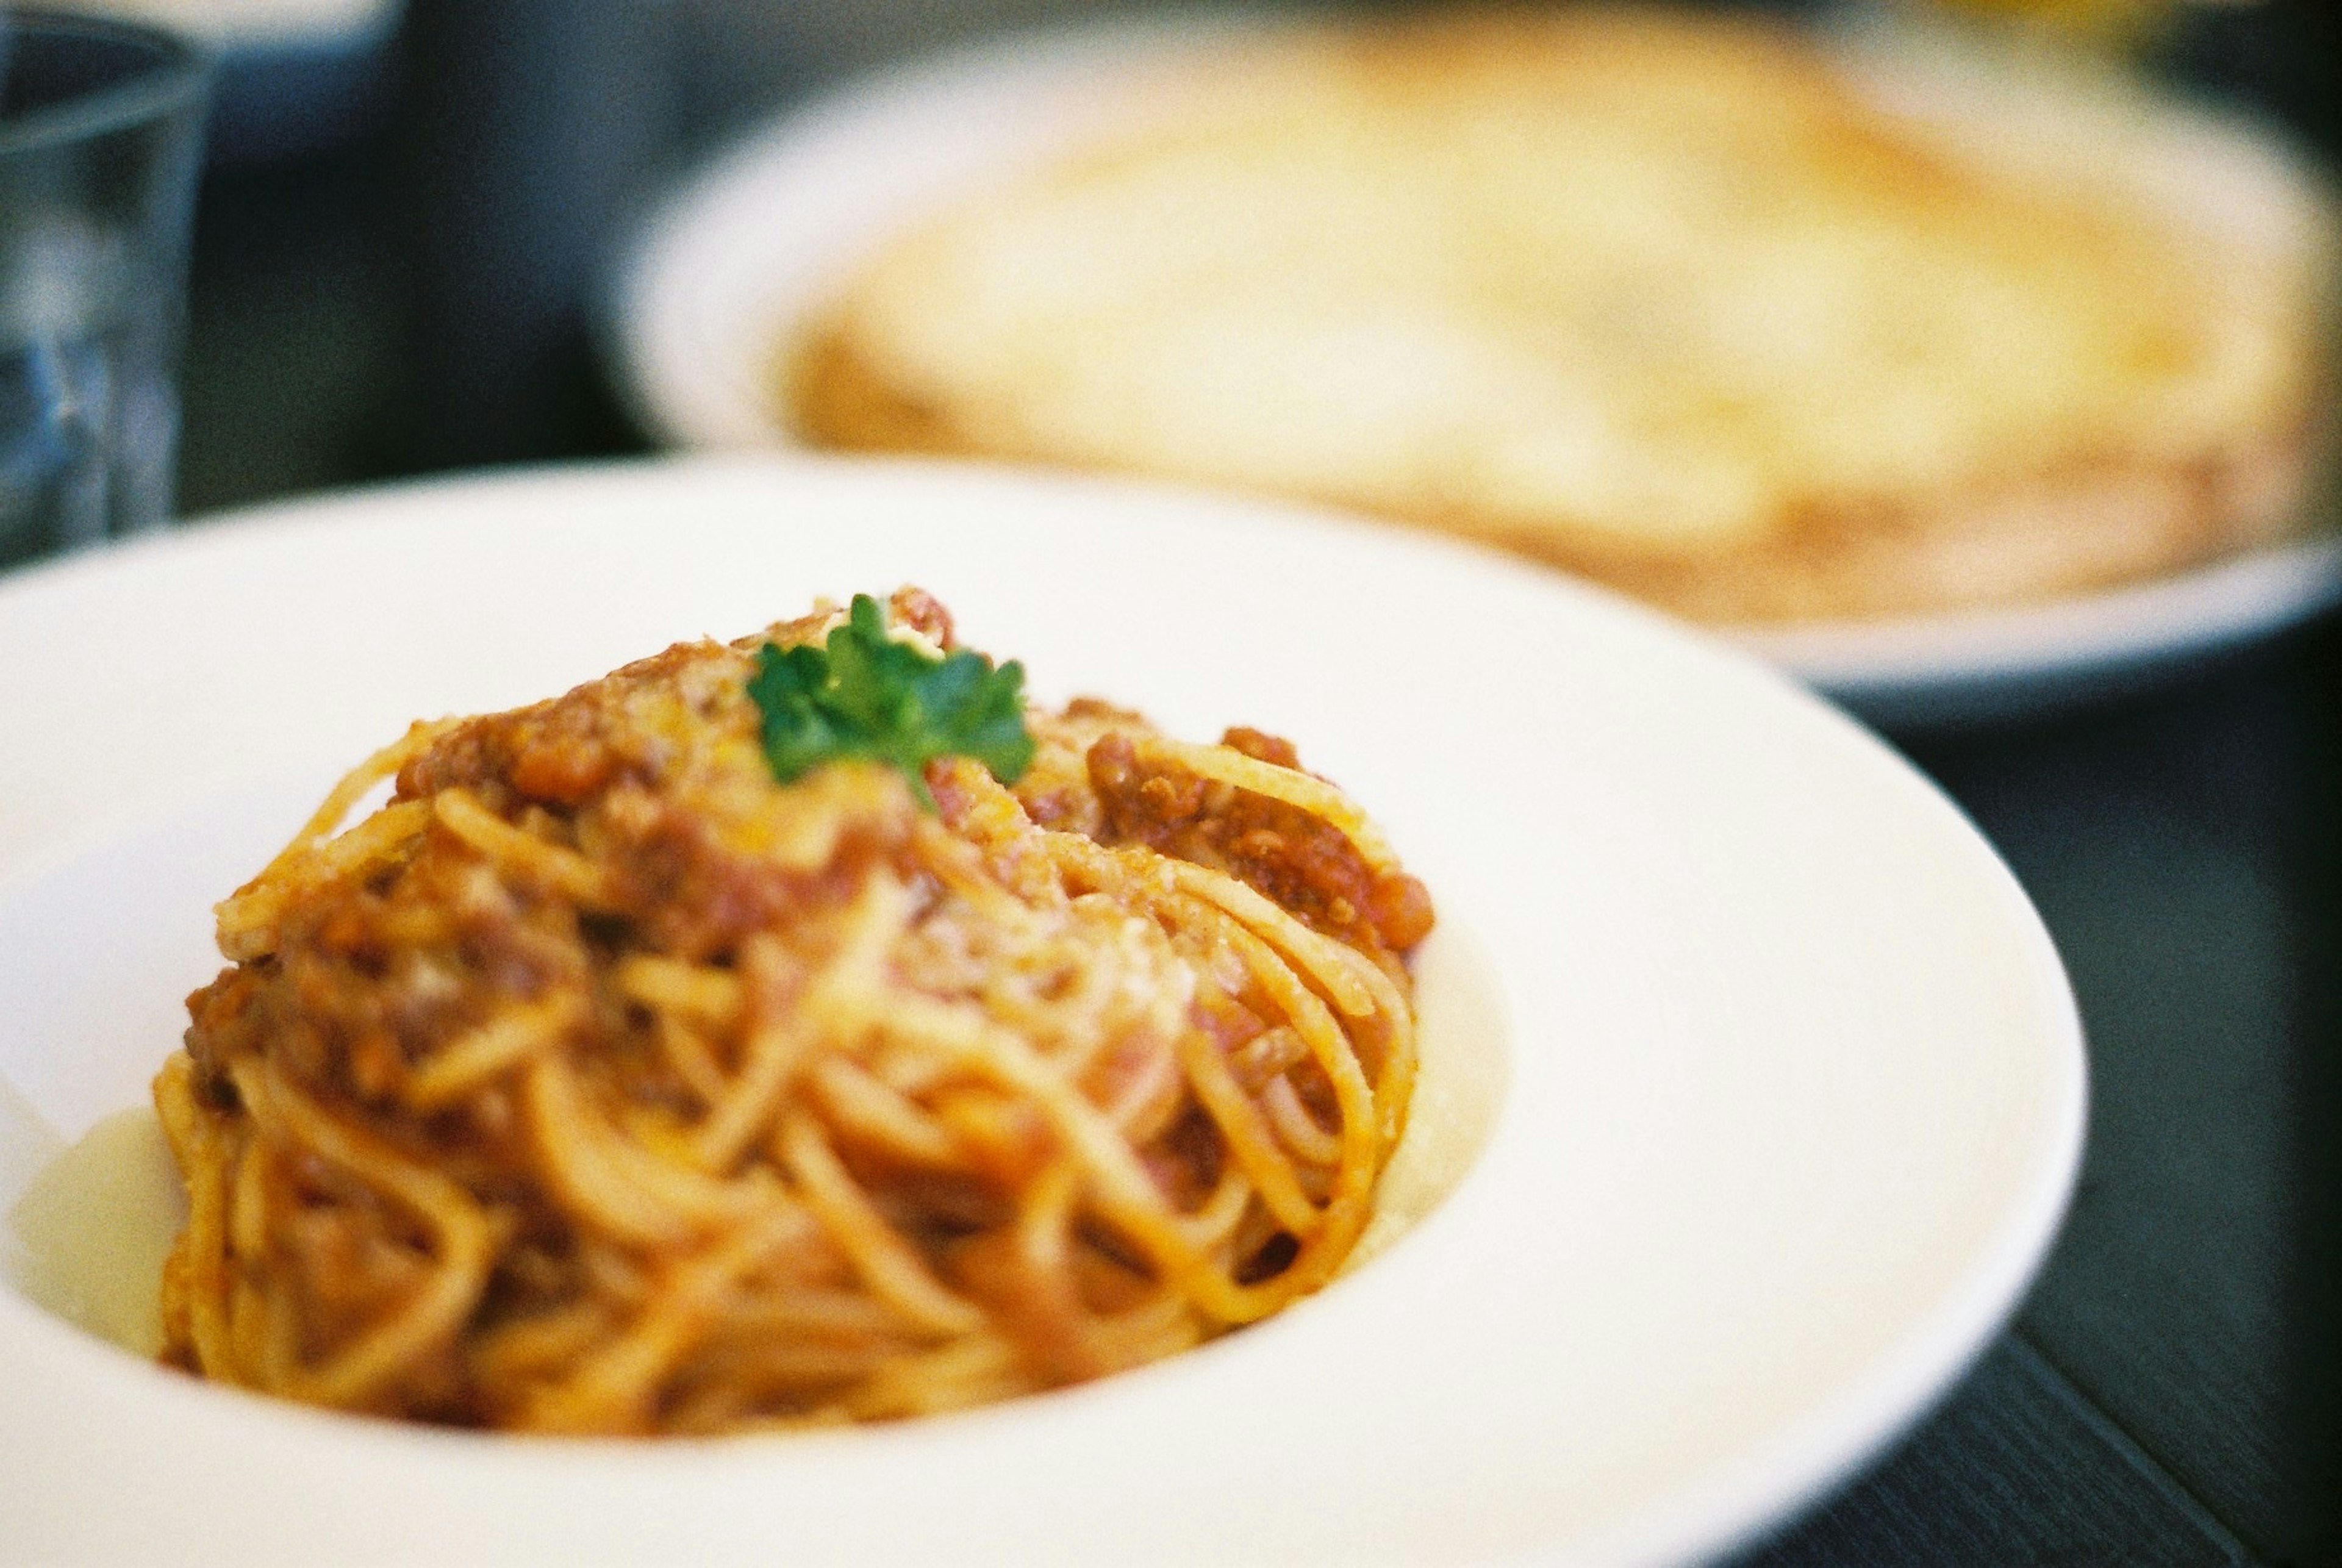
155, 589, 1431, 1434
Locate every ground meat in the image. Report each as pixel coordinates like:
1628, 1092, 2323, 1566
1084, 729, 1434, 958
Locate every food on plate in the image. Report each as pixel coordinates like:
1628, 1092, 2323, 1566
154, 588, 1431, 1434
787, 7, 2336, 623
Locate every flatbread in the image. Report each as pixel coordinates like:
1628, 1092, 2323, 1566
789, 8, 2337, 623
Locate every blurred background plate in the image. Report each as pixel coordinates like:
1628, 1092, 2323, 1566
611, 16, 2341, 732
1736, 534, 2342, 728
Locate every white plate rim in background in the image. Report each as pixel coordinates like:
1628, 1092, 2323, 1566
0, 456, 2083, 1566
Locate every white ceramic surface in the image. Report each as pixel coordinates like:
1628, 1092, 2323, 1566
0, 456, 2083, 1566
609, 19, 2340, 728
85, 0, 398, 50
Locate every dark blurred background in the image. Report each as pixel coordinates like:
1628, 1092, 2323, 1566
173, 0, 2342, 513
157, 1, 2342, 1563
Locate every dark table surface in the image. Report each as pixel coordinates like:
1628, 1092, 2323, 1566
152, 1, 2342, 1561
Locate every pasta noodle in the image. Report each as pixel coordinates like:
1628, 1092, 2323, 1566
155, 589, 1433, 1434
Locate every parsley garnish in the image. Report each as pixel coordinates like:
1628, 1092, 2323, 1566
746, 595, 1035, 808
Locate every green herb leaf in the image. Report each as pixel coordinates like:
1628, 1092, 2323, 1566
746, 595, 1035, 808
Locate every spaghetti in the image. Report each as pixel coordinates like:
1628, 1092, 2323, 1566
156, 589, 1432, 1433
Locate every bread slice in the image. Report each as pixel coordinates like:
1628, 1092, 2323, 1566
787, 7, 2337, 623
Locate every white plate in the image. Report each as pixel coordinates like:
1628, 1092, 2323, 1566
610, 18, 2341, 729
85, 0, 398, 51
1736, 535, 2342, 728
0, 456, 2082, 1566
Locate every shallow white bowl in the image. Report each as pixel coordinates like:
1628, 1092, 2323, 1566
0, 456, 2082, 1566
